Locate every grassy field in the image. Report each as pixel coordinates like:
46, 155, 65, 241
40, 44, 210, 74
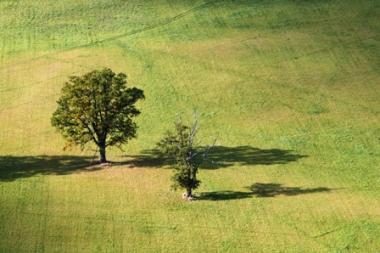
0, 0, 379, 252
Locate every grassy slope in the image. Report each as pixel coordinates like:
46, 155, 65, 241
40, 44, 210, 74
0, 0, 379, 252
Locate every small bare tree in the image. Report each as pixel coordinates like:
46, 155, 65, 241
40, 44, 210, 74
157, 118, 213, 200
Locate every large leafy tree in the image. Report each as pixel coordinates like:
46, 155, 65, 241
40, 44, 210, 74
51, 68, 144, 163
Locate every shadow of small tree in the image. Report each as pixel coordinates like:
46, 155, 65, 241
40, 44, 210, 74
124, 145, 307, 169
198, 183, 333, 201
0, 156, 100, 182
249, 183, 332, 197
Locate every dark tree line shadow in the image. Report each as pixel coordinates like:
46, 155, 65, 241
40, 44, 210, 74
0, 146, 307, 183
123, 145, 307, 169
0, 147, 334, 200
0, 155, 100, 182
198, 183, 334, 201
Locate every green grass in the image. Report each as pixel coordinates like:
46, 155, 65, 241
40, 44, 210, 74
0, 0, 379, 252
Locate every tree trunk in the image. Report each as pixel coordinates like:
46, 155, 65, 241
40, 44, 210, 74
99, 145, 107, 163
186, 188, 192, 199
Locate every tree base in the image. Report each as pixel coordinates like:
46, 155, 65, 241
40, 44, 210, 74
182, 192, 194, 201
89, 160, 112, 167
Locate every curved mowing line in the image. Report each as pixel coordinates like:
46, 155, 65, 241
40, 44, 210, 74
0, 0, 222, 72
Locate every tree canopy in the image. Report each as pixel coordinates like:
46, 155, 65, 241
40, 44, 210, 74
51, 68, 144, 163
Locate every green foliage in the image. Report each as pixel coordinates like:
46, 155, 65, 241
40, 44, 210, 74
51, 68, 144, 162
158, 120, 210, 199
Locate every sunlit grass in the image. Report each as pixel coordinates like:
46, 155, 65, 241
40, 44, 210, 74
0, 0, 379, 252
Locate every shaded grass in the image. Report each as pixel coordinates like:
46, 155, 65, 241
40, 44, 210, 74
0, 155, 100, 182
198, 183, 334, 201
123, 145, 306, 169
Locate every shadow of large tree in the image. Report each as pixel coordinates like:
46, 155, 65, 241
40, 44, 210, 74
198, 183, 333, 201
0, 146, 306, 182
124, 145, 307, 169
0, 155, 100, 182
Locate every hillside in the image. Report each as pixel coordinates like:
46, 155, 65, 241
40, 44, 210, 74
0, 0, 379, 252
